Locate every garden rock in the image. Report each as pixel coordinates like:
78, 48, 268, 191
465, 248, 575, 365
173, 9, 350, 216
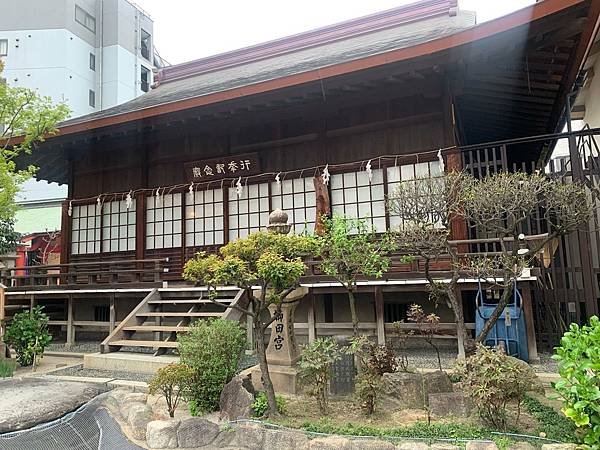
428, 392, 472, 418
264, 429, 309, 449
350, 438, 396, 449
424, 371, 453, 394
309, 435, 353, 449
465, 441, 499, 450
397, 442, 430, 450
219, 374, 255, 420
508, 442, 536, 450
430, 444, 460, 450
127, 403, 153, 440
541, 445, 577, 450
177, 417, 220, 448
119, 392, 148, 420
146, 420, 179, 449
381, 372, 426, 410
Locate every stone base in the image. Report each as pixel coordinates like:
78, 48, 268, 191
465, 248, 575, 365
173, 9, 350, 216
247, 364, 300, 395
84, 352, 178, 374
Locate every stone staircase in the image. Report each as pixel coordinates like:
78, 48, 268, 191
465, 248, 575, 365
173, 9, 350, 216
101, 287, 244, 355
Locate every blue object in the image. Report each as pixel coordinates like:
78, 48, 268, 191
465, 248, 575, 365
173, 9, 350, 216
475, 280, 529, 362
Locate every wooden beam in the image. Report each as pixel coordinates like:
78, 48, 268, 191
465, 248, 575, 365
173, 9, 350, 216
66, 295, 74, 348
109, 293, 116, 334
521, 284, 539, 363
375, 288, 385, 346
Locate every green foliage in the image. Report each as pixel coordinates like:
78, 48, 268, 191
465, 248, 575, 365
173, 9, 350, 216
454, 345, 540, 430
0, 359, 16, 377
298, 338, 343, 414
407, 304, 442, 371
4, 306, 52, 366
522, 395, 577, 443
177, 318, 246, 413
148, 363, 194, 418
349, 336, 396, 415
0, 219, 20, 254
252, 392, 286, 417
0, 61, 70, 221
552, 315, 600, 447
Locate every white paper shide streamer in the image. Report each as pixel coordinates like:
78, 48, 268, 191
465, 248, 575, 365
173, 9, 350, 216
68, 200, 73, 217
321, 164, 330, 186
235, 177, 243, 197
125, 191, 133, 209
437, 149, 445, 172
365, 159, 373, 183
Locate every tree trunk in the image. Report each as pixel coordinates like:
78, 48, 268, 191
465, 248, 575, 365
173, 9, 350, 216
475, 282, 513, 343
447, 288, 468, 358
348, 289, 359, 336
254, 316, 279, 417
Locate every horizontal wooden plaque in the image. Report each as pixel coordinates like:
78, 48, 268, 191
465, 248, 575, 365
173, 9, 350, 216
184, 152, 261, 183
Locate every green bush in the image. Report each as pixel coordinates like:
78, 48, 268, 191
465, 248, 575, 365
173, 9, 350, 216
148, 363, 194, 418
178, 318, 246, 413
454, 345, 540, 430
252, 391, 285, 417
553, 315, 600, 447
4, 306, 52, 367
298, 338, 343, 414
0, 359, 16, 377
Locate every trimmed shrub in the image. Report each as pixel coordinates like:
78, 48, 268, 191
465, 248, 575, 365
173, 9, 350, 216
553, 315, 600, 447
148, 363, 194, 417
454, 345, 539, 430
4, 306, 52, 367
178, 318, 246, 413
0, 359, 15, 377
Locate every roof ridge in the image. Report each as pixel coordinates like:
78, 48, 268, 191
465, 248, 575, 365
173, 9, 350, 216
156, 0, 458, 85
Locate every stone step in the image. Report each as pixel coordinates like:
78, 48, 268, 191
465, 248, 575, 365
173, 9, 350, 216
109, 339, 178, 348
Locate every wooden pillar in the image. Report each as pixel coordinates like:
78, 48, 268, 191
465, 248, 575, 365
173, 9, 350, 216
29, 294, 35, 311
109, 294, 116, 334
313, 176, 330, 235
375, 288, 385, 346
0, 285, 5, 341
307, 293, 316, 343
66, 295, 74, 348
246, 301, 255, 352
521, 284, 539, 363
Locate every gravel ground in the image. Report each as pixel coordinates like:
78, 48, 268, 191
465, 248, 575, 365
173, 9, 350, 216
47, 342, 101, 354
49, 364, 154, 382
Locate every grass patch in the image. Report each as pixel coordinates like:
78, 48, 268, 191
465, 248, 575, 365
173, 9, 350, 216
0, 359, 15, 378
522, 394, 577, 443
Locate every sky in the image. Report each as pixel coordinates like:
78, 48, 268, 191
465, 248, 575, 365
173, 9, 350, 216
134, 0, 536, 66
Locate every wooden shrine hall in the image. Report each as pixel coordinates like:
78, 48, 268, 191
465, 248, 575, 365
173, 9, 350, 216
2, 0, 600, 360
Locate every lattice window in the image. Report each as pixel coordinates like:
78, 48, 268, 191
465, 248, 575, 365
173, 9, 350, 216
330, 169, 386, 232
146, 193, 182, 250
185, 188, 225, 247
271, 177, 316, 234
228, 182, 270, 240
387, 160, 443, 229
101, 200, 136, 252
71, 204, 101, 255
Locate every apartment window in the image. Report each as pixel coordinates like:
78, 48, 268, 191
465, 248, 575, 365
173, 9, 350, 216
88, 89, 95, 107
330, 169, 386, 232
102, 200, 136, 252
75, 5, 96, 33
185, 189, 225, 247
387, 160, 443, 229
228, 182, 270, 241
140, 29, 151, 60
271, 177, 316, 234
0, 39, 8, 57
140, 66, 150, 93
71, 204, 101, 255
146, 193, 182, 250
89, 53, 95, 71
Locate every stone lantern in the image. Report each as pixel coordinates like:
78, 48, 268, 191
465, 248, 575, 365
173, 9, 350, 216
267, 208, 291, 235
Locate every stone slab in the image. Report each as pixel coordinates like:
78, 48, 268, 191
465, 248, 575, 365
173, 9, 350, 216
249, 363, 300, 394
108, 379, 149, 392
0, 378, 107, 433
84, 352, 178, 374
47, 375, 115, 384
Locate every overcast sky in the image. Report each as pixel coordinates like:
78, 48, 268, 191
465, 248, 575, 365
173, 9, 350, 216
134, 0, 536, 65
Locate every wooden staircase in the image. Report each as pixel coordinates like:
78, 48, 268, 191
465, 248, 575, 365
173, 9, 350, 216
101, 287, 244, 355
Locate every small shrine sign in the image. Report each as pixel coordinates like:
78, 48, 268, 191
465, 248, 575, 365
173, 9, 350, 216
184, 152, 261, 182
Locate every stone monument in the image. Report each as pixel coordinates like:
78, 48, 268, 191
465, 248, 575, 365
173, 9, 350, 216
249, 209, 307, 394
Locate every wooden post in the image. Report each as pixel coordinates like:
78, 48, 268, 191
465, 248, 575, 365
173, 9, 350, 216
109, 294, 116, 334
375, 288, 385, 346
521, 284, 539, 363
307, 293, 316, 343
0, 285, 5, 342
66, 295, 74, 348
313, 176, 330, 235
246, 301, 255, 352
29, 294, 35, 311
